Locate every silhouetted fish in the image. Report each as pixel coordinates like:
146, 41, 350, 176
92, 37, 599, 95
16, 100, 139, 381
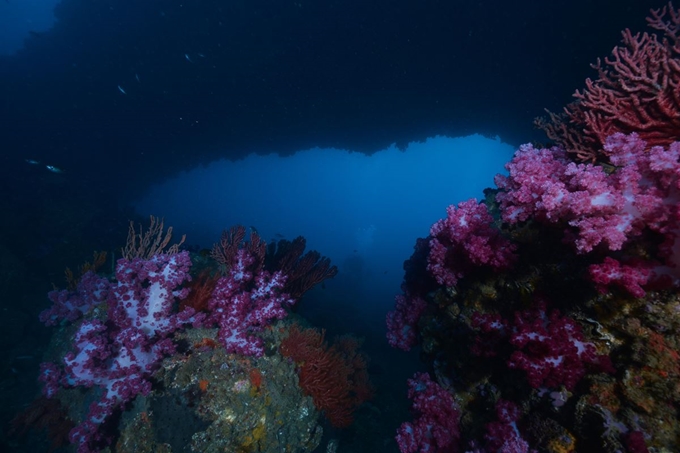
46, 165, 63, 173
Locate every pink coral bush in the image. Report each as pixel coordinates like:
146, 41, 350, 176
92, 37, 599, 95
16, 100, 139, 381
396, 372, 460, 453
427, 198, 516, 288
496, 133, 680, 295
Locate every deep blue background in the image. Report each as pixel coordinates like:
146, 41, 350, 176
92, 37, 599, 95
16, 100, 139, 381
0, 0, 663, 196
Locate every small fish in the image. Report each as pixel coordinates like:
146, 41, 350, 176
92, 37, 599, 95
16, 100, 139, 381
197, 53, 205, 58
46, 165, 63, 173
185, 54, 193, 63
135, 73, 140, 83
25, 159, 40, 165
117, 85, 126, 94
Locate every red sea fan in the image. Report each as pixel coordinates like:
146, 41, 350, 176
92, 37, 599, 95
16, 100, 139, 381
280, 324, 372, 428
537, 2, 680, 161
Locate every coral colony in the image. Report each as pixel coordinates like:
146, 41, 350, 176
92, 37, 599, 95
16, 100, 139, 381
387, 3, 680, 453
40, 251, 200, 450
37, 223, 338, 452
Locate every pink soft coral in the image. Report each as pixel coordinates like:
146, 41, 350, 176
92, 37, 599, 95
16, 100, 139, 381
496, 133, 680, 295
396, 372, 460, 453
427, 198, 516, 288
473, 300, 614, 390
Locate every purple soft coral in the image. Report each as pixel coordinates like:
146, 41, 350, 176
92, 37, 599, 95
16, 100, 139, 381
386, 292, 427, 351
483, 399, 535, 453
495, 133, 680, 295
207, 248, 293, 356
39, 251, 198, 453
473, 300, 614, 390
427, 198, 516, 288
40, 271, 111, 326
396, 372, 460, 453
